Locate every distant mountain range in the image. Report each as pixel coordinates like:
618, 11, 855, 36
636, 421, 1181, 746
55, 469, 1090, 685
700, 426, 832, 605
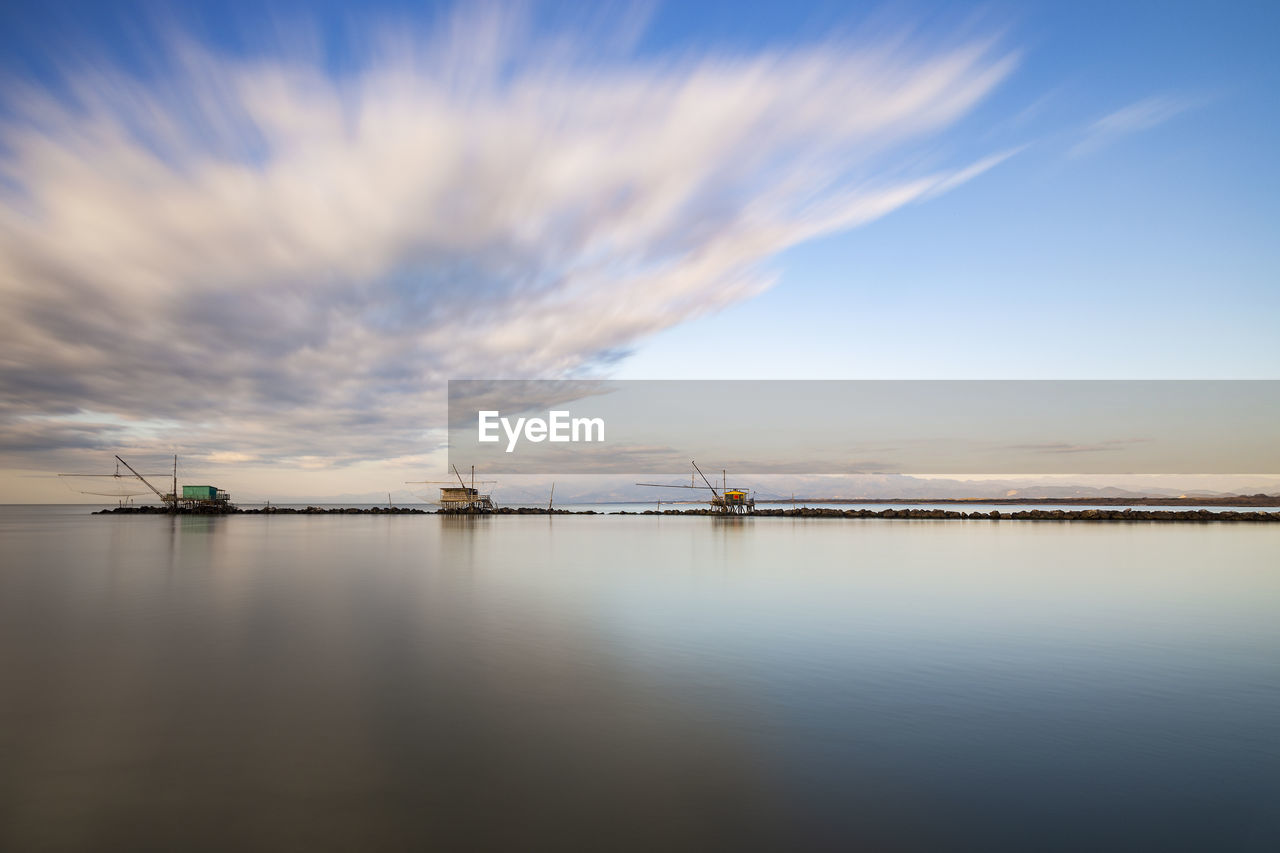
247, 474, 1279, 506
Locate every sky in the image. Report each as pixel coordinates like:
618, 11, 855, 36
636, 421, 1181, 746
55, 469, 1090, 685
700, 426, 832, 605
0, 0, 1276, 502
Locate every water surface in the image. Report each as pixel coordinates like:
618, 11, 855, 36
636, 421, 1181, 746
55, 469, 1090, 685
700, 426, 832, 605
2, 506, 1278, 850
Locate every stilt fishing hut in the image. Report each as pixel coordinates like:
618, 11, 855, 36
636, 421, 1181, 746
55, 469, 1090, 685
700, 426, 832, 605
407, 465, 496, 513
638, 461, 756, 515
60, 454, 232, 511
179, 484, 232, 509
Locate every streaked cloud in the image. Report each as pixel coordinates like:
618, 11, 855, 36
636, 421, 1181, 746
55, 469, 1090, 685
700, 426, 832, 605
1005, 438, 1153, 455
1070, 94, 1201, 157
0, 8, 1017, 472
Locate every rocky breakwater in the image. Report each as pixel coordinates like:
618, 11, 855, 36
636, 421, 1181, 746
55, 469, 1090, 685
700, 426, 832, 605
95, 505, 431, 515
734, 507, 1280, 521
93, 506, 1280, 521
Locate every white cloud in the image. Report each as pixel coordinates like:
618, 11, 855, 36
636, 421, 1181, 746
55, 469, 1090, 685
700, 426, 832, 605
1070, 94, 1200, 157
0, 9, 1016, 472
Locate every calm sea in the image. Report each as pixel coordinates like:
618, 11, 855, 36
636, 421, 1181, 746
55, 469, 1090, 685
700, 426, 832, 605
2, 505, 1278, 851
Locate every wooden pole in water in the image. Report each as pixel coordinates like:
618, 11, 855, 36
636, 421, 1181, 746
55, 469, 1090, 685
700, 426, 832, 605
548, 482, 555, 513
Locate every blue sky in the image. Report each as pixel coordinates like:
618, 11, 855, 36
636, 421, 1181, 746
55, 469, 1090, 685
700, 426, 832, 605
0, 1, 1276, 499
618, 1, 1280, 378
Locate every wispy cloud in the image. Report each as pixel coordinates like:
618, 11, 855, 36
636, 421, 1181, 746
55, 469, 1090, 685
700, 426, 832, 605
1006, 438, 1153, 454
1070, 94, 1201, 157
0, 8, 1017, 471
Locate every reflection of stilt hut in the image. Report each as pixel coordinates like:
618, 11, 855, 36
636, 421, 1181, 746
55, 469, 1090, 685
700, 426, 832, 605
638, 461, 755, 515
407, 465, 496, 514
